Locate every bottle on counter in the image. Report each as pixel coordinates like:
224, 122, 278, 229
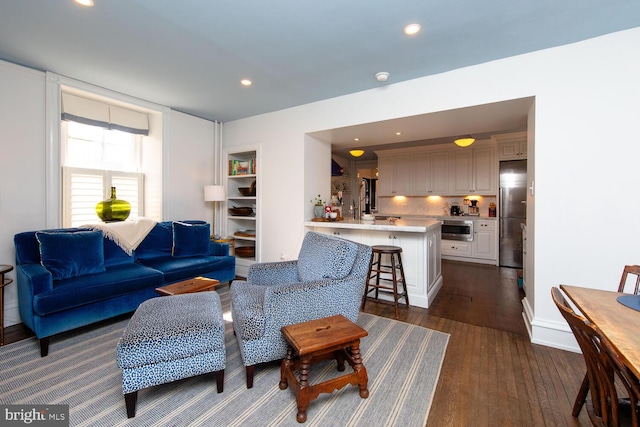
489, 203, 497, 217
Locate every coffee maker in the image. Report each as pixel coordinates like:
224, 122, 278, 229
450, 203, 461, 216
468, 200, 480, 216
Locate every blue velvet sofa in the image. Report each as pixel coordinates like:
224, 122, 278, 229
14, 220, 235, 356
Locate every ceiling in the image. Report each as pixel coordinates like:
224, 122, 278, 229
313, 97, 533, 160
1, 1, 638, 158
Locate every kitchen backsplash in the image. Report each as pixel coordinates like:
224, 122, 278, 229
377, 195, 497, 217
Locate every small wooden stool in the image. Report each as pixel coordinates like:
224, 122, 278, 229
361, 245, 409, 318
279, 315, 369, 423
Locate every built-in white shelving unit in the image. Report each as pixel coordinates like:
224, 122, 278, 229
225, 148, 258, 277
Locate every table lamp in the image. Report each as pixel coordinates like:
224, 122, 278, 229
204, 185, 226, 239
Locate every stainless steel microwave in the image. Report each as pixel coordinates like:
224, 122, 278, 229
442, 219, 474, 242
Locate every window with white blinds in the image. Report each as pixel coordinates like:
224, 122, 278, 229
61, 120, 144, 227
62, 168, 143, 227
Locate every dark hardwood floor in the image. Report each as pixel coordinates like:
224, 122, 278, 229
3, 260, 589, 426
362, 260, 590, 426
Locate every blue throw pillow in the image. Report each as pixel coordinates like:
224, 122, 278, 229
36, 230, 106, 280
172, 221, 210, 258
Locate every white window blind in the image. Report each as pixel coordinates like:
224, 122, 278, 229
61, 93, 150, 135
63, 168, 143, 228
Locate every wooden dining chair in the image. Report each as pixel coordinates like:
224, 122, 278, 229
570, 265, 640, 421
618, 265, 640, 294
599, 333, 640, 426
551, 287, 618, 426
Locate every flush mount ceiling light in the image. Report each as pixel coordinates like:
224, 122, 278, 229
375, 72, 389, 82
404, 23, 421, 36
240, 79, 252, 86
74, 0, 94, 6
350, 150, 365, 157
454, 136, 475, 147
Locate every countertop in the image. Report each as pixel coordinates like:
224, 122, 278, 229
389, 214, 498, 221
304, 218, 442, 233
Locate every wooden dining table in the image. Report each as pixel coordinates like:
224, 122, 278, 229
560, 284, 640, 379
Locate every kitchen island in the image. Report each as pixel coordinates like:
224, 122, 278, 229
304, 218, 443, 308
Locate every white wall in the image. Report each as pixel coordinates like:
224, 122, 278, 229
223, 27, 640, 351
0, 63, 217, 327
0, 61, 46, 326
163, 110, 216, 222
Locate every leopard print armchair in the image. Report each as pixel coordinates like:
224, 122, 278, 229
230, 231, 372, 388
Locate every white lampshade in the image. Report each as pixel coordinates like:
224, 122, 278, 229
204, 185, 226, 201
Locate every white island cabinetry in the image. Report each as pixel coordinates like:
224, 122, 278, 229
441, 218, 498, 265
305, 218, 443, 308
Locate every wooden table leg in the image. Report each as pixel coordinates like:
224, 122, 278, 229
280, 346, 294, 390
350, 341, 369, 398
296, 355, 311, 423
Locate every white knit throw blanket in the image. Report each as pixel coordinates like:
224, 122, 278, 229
83, 217, 158, 255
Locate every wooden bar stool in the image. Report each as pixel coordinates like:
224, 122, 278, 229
361, 245, 409, 318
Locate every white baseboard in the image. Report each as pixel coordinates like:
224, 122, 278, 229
521, 296, 580, 353
4, 302, 21, 327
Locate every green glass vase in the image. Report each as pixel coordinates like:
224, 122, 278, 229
96, 187, 131, 222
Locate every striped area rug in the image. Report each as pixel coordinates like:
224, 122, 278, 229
0, 289, 449, 426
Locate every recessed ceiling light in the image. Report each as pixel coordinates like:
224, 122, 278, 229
395, 132, 402, 136
404, 23, 421, 36
74, 0, 94, 6
240, 79, 252, 86
375, 72, 389, 82
354, 138, 359, 141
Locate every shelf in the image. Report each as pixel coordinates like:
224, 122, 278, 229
228, 174, 256, 179
228, 215, 256, 220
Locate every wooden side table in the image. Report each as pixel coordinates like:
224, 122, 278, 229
155, 276, 220, 296
279, 314, 369, 423
0, 265, 14, 346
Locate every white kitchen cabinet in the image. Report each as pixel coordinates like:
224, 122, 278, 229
414, 151, 449, 195
493, 131, 527, 160
450, 150, 473, 194
377, 156, 393, 196
428, 231, 442, 291
315, 227, 362, 244
225, 148, 259, 277
472, 220, 496, 260
441, 240, 472, 257
450, 145, 496, 195
498, 141, 527, 159
371, 231, 421, 290
441, 219, 498, 265
305, 220, 443, 308
377, 154, 413, 196
472, 147, 496, 194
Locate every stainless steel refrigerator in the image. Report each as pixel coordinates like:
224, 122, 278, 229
499, 160, 527, 268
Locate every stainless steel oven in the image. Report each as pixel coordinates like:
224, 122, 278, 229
442, 219, 474, 241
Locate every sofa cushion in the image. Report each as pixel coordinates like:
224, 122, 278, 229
134, 222, 173, 260
103, 237, 134, 267
139, 255, 235, 284
297, 232, 358, 282
32, 263, 164, 316
172, 221, 210, 258
36, 230, 106, 280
